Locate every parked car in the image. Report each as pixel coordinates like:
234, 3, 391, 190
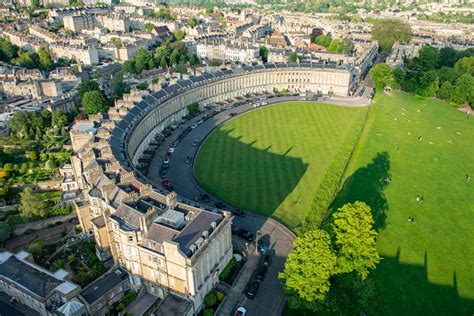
201, 194, 211, 202
159, 169, 168, 178
234, 306, 247, 316
231, 208, 243, 216
171, 141, 179, 147
191, 124, 198, 129
255, 266, 267, 282
232, 228, 254, 242
163, 157, 170, 164
192, 139, 200, 146
168, 147, 175, 153
185, 156, 192, 164
214, 201, 227, 209
246, 282, 260, 299
197, 119, 204, 125
263, 253, 271, 267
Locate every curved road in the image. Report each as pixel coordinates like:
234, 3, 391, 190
145, 94, 371, 315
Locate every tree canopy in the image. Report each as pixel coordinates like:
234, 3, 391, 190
331, 202, 380, 280
371, 19, 411, 52
19, 187, 47, 218
369, 63, 394, 90
279, 230, 337, 311
78, 80, 101, 99
82, 90, 109, 115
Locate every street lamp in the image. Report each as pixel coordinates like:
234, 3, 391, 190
255, 230, 261, 254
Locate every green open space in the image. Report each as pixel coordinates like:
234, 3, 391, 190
196, 93, 474, 314
333, 91, 474, 314
195, 101, 368, 228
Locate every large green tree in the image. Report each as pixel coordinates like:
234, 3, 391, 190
437, 81, 453, 101
82, 90, 109, 114
19, 187, 47, 218
416, 70, 439, 98
279, 230, 337, 311
331, 202, 380, 280
371, 19, 411, 52
328, 39, 343, 53
452, 73, 474, 105
38, 47, 54, 71
315, 34, 332, 48
77, 80, 100, 99
454, 56, 474, 77
369, 63, 394, 90
259, 46, 269, 63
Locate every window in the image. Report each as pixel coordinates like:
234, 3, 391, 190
128, 235, 133, 242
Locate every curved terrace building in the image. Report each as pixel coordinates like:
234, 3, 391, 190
69, 60, 372, 314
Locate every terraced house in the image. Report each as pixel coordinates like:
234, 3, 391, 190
69, 116, 233, 313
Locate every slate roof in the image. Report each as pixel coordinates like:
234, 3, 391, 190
80, 268, 128, 304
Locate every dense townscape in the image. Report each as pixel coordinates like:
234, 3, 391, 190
0, 0, 472, 315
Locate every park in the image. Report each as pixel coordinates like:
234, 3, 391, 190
195, 91, 474, 314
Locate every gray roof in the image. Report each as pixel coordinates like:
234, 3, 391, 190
0, 256, 62, 299
80, 268, 128, 304
154, 293, 193, 316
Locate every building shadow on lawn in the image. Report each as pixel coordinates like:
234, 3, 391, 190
198, 128, 308, 219
332, 151, 391, 231
375, 247, 474, 315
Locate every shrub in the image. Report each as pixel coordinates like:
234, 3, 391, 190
219, 258, 237, 282
203, 309, 214, 316
216, 290, 224, 302
51, 259, 65, 271
0, 222, 11, 242
204, 292, 217, 308
124, 291, 137, 305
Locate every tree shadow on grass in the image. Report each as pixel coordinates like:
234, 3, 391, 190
332, 151, 391, 231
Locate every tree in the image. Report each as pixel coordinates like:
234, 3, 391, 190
369, 63, 394, 90
0, 38, 19, 62
160, 56, 168, 69
279, 230, 337, 311
315, 34, 332, 48
155, 45, 171, 65
189, 53, 199, 66
416, 70, 439, 98
173, 29, 185, 41
78, 80, 100, 99
438, 47, 459, 68
51, 259, 65, 271
259, 46, 269, 63
111, 71, 126, 100
15, 50, 40, 69
436, 66, 458, 84
392, 67, 405, 88
342, 38, 354, 55
144, 22, 154, 33
169, 48, 180, 67
187, 16, 198, 28
454, 57, 474, 77
38, 47, 54, 71
0, 222, 11, 242
288, 52, 298, 63
52, 109, 68, 131
82, 90, 109, 114
29, 0, 40, 9
122, 60, 136, 74
417, 46, 439, 71
437, 81, 453, 101
331, 202, 380, 280
328, 39, 343, 53
19, 187, 47, 218
452, 73, 474, 105
45, 159, 56, 170
371, 19, 411, 52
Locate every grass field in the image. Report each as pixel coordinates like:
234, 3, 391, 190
333, 91, 474, 315
195, 102, 368, 228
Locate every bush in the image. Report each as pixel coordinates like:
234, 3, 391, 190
0, 222, 11, 242
216, 290, 224, 302
219, 258, 237, 282
124, 291, 137, 305
28, 241, 43, 258
204, 292, 217, 308
51, 259, 65, 271
203, 309, 214, 316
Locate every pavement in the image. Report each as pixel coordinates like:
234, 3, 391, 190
143, 93, 370, 315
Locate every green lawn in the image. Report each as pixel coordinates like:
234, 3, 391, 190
195, 102, 367, 228
333, 91, 474, 314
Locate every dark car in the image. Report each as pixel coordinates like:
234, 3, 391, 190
246, 281, 260, 299
231, 208, 243, 216
263, 253, 271, 267
232, 228, 254, 242
255, 266, 267, 282
214, 201, 227, 209
201, 194, 211, 202
159, 169, 168, 178
185, 156, 192, 164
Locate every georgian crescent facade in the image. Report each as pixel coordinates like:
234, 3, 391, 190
69, 61, 369, 314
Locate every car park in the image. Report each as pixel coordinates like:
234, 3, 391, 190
246, 281, 260, 299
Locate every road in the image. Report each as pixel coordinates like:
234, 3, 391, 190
145, 94, 370, 315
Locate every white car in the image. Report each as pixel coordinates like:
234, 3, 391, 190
163, 157, 170, 164
191, 124, 198, 129
168, 147, 175, 153
234, 306, 247, 316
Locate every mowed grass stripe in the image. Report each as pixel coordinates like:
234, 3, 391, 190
195, 102, 367, 227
